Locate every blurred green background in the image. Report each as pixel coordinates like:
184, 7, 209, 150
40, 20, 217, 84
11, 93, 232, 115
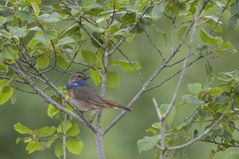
1, 6, 239, 159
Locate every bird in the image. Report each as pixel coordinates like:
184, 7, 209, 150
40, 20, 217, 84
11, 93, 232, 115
66, 71, 131, 112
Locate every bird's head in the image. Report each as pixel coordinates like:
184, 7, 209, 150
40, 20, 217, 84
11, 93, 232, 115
70, 72, 89, 82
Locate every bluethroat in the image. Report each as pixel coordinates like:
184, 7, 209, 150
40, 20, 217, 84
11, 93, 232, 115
66, 72, 131, 112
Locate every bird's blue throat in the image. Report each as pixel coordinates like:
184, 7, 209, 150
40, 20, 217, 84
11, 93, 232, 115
66, 79, 87, 90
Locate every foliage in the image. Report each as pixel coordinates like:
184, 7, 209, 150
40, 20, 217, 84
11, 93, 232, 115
137, 70, 239, 157
14, 119, 83, 157
0, 0, 238, 159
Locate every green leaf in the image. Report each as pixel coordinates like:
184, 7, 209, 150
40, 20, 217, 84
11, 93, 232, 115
56, 54, 69, 69
151, 122, 160, 129
57, 120, 72, 133
91, 32, 104, 47
55, 141, 63, 157
106, 71, 120, 88
66, 124, 80, 136
136, 0, 150, 11
89, 69, 101, 85
31, 2, 40, 17
0, 63, 8, 71
216, 2, 225, 9
121, 12, 136, 25
47, 104, 59, 118
66, 137, 83, 154
35, 126, 56, 137
159, 104, 176, 125
33, 29, 57, 46
26, 141, 41, 154
40, 140, 55, 149
231, 1, 239, 15
215, 95, 228, 105
82, 21, 104, 33
83, 0, 96, 7
0, 80, 8, 88
151, 2, 166, 20
39, 12, 61, 23
81, 49, 96, 66
183, 95, 203, 105
16, 137, 21, 144
113, 28, 130, 37
2, 45, 18, 60
42, 30, 57, 40
137, 135, 160, 153
84, 5, 105, 16
113, 60, 141, 72
200, 29, 223, 44
0, 85, 13, 105
8, 26, 28, 38
15, 11, 35, 21
187, 83, 203, 95
204, 15, 221, 24
0, 80, 14, 105
24, 137, 32, 143
209, 87, 223, 96
0, 16, 7, 26
218, 41, 237, 53
14, 123, 33, 135
228, 15, 238, 29
56, 36, 75, 47
36, 55, 50, 69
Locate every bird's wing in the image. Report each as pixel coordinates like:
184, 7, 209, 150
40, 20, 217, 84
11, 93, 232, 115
73, 86, 117, 108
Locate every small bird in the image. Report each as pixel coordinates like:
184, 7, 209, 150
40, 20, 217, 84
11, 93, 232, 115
66, 71, 131, 112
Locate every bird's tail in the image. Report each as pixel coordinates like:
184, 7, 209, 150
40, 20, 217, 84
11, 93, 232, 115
114, 104, 131, 111
101, 98, 131, 111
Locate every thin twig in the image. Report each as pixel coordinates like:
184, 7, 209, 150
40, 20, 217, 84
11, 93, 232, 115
94, 46, 109, 159
153, 98, 165, 159
163, 0, 202, 120
209, 0, 231, 34
103, 0, 210, 135
167, 105, 230, 151
54, 46, 81, 84
200, 139, 239, 148
107, 0, 154, 56
103, 10, 197, 135
112, 42, 144, 82
63, 114, 67, 159
143, 29, 164, 60
8, 64, 97, 132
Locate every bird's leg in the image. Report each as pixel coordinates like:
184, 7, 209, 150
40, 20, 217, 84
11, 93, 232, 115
76, 110, 84, 116
90, 111, 97, 123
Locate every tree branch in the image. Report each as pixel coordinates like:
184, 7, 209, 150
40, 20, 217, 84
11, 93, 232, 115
8, 64, 97, 132
162, 0, 202, 119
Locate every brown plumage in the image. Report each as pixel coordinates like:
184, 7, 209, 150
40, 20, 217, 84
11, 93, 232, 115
67, 72, 131, 112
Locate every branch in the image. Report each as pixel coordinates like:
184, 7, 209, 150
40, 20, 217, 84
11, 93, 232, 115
103, 7, 199, 135
153, 98, 166, 159
167, 105, 230, 151
209, 0, 231, 34
143, 29, 164, 60
8, 64, 97, 132
93, 47, 108, 159
103, 0, 211, 135
107, 0, 153, 56
200, 139, 239, 148
162, 0, 202, 119
145, 54, 210, 92
111, 41, 144, 82
63, 114, 67, 159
